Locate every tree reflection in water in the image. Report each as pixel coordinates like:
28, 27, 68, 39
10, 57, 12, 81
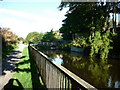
40, 50, 120, 88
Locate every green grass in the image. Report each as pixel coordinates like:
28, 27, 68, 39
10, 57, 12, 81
12, 46, 45, 89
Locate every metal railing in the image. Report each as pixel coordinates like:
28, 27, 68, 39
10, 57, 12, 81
28, 45, 97, 89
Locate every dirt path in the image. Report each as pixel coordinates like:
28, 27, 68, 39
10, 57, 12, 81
0, 44, 27, 89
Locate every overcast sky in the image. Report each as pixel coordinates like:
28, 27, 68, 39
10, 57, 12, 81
0, 0, 68, 38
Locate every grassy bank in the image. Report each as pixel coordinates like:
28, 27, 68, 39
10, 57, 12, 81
12, 46, 45, 89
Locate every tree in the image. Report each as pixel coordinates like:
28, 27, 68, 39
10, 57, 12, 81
41, 30, 56, 42
58, 1, 120, 59
0, 27, 19, 59
25, 32, 44, 44
53, 30, 62, 39
0, 28, 18, 46
59, 2, 99, 39
41, 30, 62, 42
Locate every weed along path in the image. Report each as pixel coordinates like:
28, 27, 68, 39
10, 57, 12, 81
0, 44, 27, 89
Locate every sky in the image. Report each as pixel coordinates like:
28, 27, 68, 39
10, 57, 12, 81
0, 0, 120, 38
0, 0, 68, 38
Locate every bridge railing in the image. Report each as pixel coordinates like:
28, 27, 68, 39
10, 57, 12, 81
28, 45, 97, 89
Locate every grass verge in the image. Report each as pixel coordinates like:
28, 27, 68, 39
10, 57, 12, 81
12, 46, 45, 89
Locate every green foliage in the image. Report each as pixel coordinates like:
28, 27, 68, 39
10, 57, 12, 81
32, 33, 43, 44
41, 30, 56, 42
25, 32, 43, 44
59, 2, 112, 40
1, 28, 18, 45
41, 30, 62, 42
58, 2, 120, 59
71, 37, 88, 48
53, 30, 62, 39
0, 28, 18, 59
89, 31, 112, 59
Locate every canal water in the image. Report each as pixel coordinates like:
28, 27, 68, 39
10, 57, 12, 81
40, 49, 120, 88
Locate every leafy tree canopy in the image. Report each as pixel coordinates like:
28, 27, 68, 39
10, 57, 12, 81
58, 1, 120, 59
42, 30, 56, 42
59, 2, 120, 40
25, 32, 44, 44
41, 30, 62, 42
0, 28, 18, 46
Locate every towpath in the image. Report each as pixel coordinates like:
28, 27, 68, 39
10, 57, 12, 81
0, 44, 27, 89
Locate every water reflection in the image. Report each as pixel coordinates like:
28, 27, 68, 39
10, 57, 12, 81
52, 55, 63, 65
41, 50, 120, 88
108, 76, 112, 88
115, 81, 120, 88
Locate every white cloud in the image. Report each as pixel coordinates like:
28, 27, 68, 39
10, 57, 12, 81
0, 17, 33, 38
0, 8, 68, 38
0, 8, 47, 21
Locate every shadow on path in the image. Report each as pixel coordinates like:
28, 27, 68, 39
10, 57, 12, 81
3, 47, 46, 89
13, 58, 45, 89
13, 58, 46, 89
4, 78, 23, 89
1, 50, 26, 75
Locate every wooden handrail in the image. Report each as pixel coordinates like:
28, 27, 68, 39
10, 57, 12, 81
28, 45, 97, 89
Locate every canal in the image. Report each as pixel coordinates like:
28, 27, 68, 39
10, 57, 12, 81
38, 49, 120, 88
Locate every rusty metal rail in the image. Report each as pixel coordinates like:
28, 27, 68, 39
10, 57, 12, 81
28, 45, 97, 89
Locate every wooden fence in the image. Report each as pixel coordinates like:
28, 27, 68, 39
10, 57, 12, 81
28, 45, 97, 89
